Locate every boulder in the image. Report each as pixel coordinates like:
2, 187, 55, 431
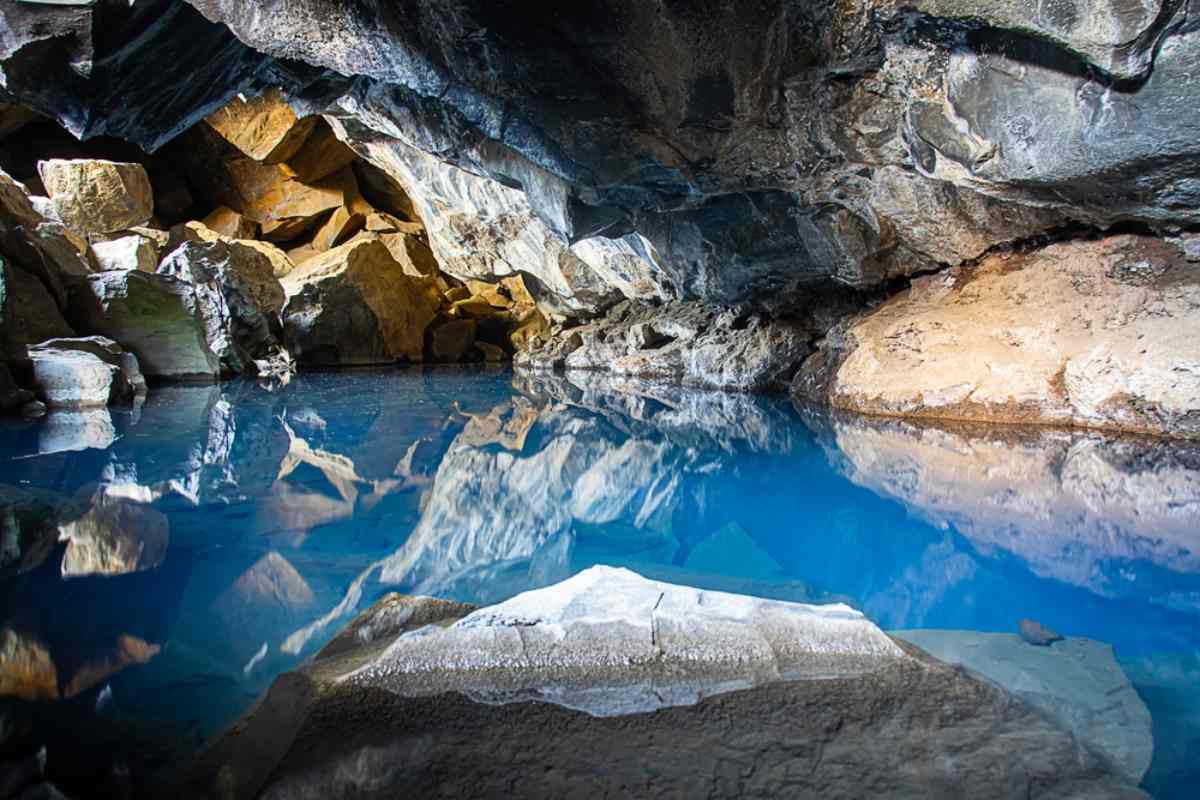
0, 168, 92, 280
375, 231, 439, 277
157, 240, 287, 373
1, 261, 75, 365
37, 159, 153, 235
281, 238, 440, 366
429, 319, 476, 363
282, 119, 358, 183
895, 630, 1154, 784
201, 205, 258, 239
310, 206, 364, 252
204, 88, 316, 163
90, 233, 158, 273
72, 270, 220, 379
164, 220, 294, 277
803, 236, 1200, 438
180, 568, 1146, 799
28, 336, 145, 408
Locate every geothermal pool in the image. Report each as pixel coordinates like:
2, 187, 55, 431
0, 369, 1196, 797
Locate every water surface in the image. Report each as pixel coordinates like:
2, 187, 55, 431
0, 369, 1196, 797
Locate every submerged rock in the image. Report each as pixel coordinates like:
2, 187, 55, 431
1020, 618, 1064, 647
281, 238, 439, 366
895, 630, 1154, 784
37, 159, 153, 235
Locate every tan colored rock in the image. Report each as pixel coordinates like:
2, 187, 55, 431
285, 242, 321, 265
311, 206, 364, 252
364, 211, 423, 234
510, 308, 551, 350
282, 119, 358, 183
430, 319, 476, 362
375, 231, 439, 277
202, 206, 259, 239
210, 156, 354, 231
501, 274, 536, 307
822, 235, 1200, 438
38, 159, 154, 235
281, 238, 440, 365
449, 296, 496, 319
466, 279, 513, 308
236, 239, 295, 279
0, 628, 58, 701
445, 286, 471, 303
204, 88, 317, 163
0, 168, 94, 277
164, 221, 294, 278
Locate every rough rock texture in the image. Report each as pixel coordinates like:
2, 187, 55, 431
281, 238, 439, 366
798, 236, 1200, 437
518, 301, 812, 392
57, 489, 170, 578
204, 88, 316, 163
354, 566, 907, 714
895, 630, 1154, 784
90, 233, 159, 273
71, 270, 221, 379
37, 159, 153, 235
28, 336, 145, 408
157, 240, 288, 373
176, 572, 1147, 800
0, 168, 93, 285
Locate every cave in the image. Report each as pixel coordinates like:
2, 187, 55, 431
0, 2, 1197, 798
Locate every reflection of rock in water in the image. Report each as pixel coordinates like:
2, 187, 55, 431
209, 552, 315, 667
809, 410, 1200, 599
57, 489, 169, 578
0, 629, 58, 701
178, 569, 1146, 800
37, 409, 116, 455
896, 630, 1153, 784
61, 634, 160, 699
0, 486, 63, 578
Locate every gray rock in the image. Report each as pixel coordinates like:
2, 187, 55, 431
894, 629, 1155, 784
518, 301, 812, 392
90, 232, 159, 273
36, 409, 116, 455
176, 571, 1147, 800
28, 336, 145, 408
157, 239, 288, 374
57, 488, 170, 578
71, 270, 221, 380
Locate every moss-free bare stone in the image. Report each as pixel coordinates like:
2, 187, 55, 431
37, 159, 154, 235
819, 235, 1200, 438
204, 88, 316, 164
282, 119, 358, 183
281, 239, 440, 366
90, 233, 158, 273
430, 318, 476, 362
202, 206, 258, 239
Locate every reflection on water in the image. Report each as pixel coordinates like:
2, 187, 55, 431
0, 369, 1197, 797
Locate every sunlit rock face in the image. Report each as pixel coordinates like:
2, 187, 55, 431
810, 410, 1200, 604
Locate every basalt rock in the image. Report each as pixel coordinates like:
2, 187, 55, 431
28, 336, 146, 408
518, 301, 813, 393
90, 232, 159, 273
281, 238, 439, 366
797, 236, 1200, 438
204, 88, 317, 164
37, 159, 154, 235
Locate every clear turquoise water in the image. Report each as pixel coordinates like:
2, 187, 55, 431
0, 368, 1196, 797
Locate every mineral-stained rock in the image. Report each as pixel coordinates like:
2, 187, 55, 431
429, 319, 475, 363
37, 159, 153, 235
204, 88, 316, 164
72, 270, 221, 379
895, 630, 1154, 784
179, 568, 1147, 799
28, 336, 145, 408
90, 233, 159, 273
201, 205, 258, 239
157, 239, 287, 373
282, 119, 358, 183
803, 236, 1200, 438
281, 238, 439, 366
58, 489, 169, 578
520, 302, 812, 393
310, 206, 363, 252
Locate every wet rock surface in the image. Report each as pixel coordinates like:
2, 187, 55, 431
178, 569, 1147, 800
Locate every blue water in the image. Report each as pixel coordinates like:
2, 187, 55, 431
0, 368, 1197, 797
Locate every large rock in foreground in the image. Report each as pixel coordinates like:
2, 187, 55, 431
895, 630, 1154, 785
37, 159, 153, 235
799, 236, 1200, 438
281, 238, 439, 366
176, 567, 1147, 800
